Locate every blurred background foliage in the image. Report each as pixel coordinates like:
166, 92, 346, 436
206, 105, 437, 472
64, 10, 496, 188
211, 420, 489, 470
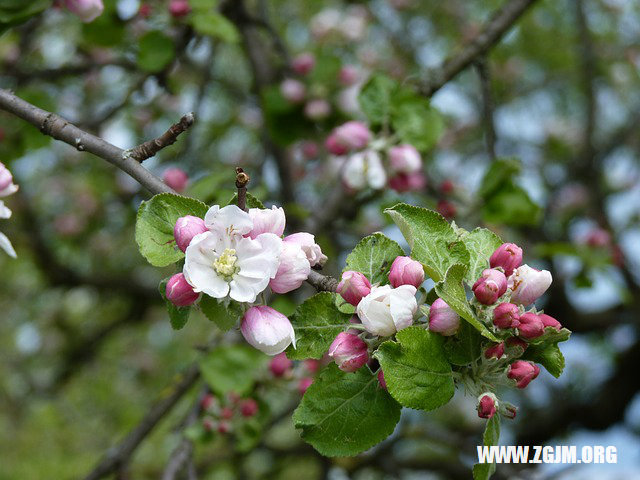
1, 0, 640, 478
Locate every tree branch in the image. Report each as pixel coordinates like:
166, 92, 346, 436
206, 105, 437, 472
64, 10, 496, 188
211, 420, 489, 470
0, 88, 172, 196
418, 0, 539, 97
474, 57, 497, 159
83, 363, 201, 480
126, 112, 196, 162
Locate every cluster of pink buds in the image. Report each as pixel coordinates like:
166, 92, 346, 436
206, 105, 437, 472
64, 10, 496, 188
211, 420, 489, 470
267, 353, 320, 395
324, 121, 426, 194
328, 255, 423, 386
199, 392, 259, 435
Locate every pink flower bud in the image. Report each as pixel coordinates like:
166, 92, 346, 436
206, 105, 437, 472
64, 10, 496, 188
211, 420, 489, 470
437, 200, 456, 219
201, 394, 216, 411
305, 359, 320, 373
477, 393, 498, 419
490, 243, 523, 277
484, 342, 505, 359
492, 303, 520, 329
389, 172, 426, 193
505, 405, 517, 419
338, 65, 359, 86
64, 0, 104, 22
538, 313, 562, 331
220, 407, 234, 420
304, 99, 331, 120
389, 256, 424, 288
508, 265, 552, 306
507, 360, 540, 389
506, 337, 528, 352
138, 3, 152, 18
472, 269, 507, 305
298, 377, 313, 394
163, 167, 189, 192
202, 417, 215, 431
328, 332, 369, 372
280, 78, 306, 103
440, 179, 454, 194
517, 313, 545, 339
174, 215, 207, 252
240, 306, 296, 355
269, 352, 293, 377
300, 140, 319, 159
168, 0, 190, 17
165, 273, 199, 306
239, 398, 258, 417
389, 144, 422, 173
0, 163, 14, 192
269, 241, 311, 294
284, 232, 327, 267
337, 271, 372, 306
246, 206, 286, 240
584, 228, 611, 248
291, 52, 315, 75
428, 298, 460, 336
325, 121, 372, 155
377, 369, 387, 390
217, 421, 231, 434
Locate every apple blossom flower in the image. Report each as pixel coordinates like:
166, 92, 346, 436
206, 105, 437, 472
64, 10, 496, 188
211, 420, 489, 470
428, 298, 460, 336
283, 232, 327, 267
517, 312, 545, 339
163, 167, 189, 192
165, 273, 199, 306
174, 215, 208, 252
389, 172, 426, 193
291, 53, 315, 75
508, 265, 552, 306
342, 150, 386, 191
65, 0, 104, 22
338, 65, 359, 86
269, 352, 293, 377
389, 256, 424, 288
477, 393, 498, 419
472, 268, 507, 305
0, 162, 17, 257
484, 342, 505, 359
246, 206, 286, 239
357, 284, 418, 336
337, 271, 371, 306
493, 303, 520, 329
241, 306, 296, 355
507, 360, 540, 389
280, 78, 306, 103
328, 332, 369, 372
490, 243, 523, 277
325, 121, 372, 155
269, 241, 311, 293
304, 99, 331, 120
388, 144, 421, 173
184, 205, 282, 303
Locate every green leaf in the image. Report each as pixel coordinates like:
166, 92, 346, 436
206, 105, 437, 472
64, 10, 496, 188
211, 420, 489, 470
286, 293, 352, 360
343, 233, 405, 285
199, 345, 267, 396
374, 327, 454, 411
0, 0, 50, 34
200, 296, 244, 331
390, 92, 444, 151
226, 192, 265, 209
135, 193, 208, 267
137, 31, 175, 73
442, 319, 483, 366
358, 74, 397, 126
158, 279, 191, 330
523, 327, 570, 377
473, 415, 501, 480
191, 12, 239, 43
434, 264, 499, 342
293, 364, 401, 456
384, 203, 469, 282
479, 158, 521, 198
460, 228, 503, 284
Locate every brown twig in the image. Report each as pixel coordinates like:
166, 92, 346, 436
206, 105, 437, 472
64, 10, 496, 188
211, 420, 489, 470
126, 112, 196, 162
83, 364, 201, 480
418, 0, 539, 97
0, 88, 172, 195
235, 167, 250, 212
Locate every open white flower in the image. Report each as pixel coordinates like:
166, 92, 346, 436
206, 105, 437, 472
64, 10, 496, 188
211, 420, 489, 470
0, 162, 17, 258
342, 150, 386, 190
356, 284, 417, 336
184, 205, 282, 303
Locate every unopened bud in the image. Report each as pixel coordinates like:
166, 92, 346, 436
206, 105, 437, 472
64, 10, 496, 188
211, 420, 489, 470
328, 332, 369, 372
428, 298, 460, 336
477, 393, 498, 419
174, 215, 207, 252
239, 398, 258, 417
163, 167, 189, 193
377, 369, 387, 390
165, 273, 198, 306
472, 269, 507, 305
507, 360, 540, 389
291, 53, 315, 75
168, 0, 191, 17
490, 243, 523, 277
304, 99, 331, 120
517, 312, 545, 339
493, 302, 520, 329
337, 270, 371, 306
538, 313, 562, 331
269, 352, 293, 377
298, 377, 313, 394
484, 342, 505, 359
388, 256, 424, 289
388, 144, 421, 173
280, 78, 306, 103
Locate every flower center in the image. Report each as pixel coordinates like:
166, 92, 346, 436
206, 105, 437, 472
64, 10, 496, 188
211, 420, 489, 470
213, 248, 238, 278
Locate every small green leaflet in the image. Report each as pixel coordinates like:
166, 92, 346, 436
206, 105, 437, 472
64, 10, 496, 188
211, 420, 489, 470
199, 345, 267, 396
523, 327, 571, 377
343, 233, 405, 285
473, 415, 501, 480
199, 295, 245, 331
460, 228, 503, 285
